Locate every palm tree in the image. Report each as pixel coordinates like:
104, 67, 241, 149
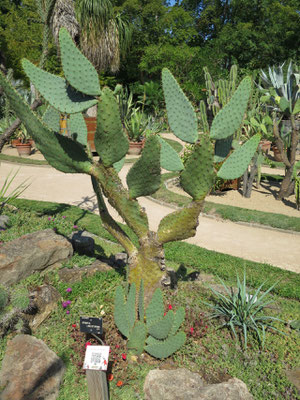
51, 0, 131, 73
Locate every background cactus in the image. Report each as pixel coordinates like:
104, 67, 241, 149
114, 282, 186, 359
0, 29, 259, 302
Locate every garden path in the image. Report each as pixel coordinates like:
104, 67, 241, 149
0, 155, 299, 274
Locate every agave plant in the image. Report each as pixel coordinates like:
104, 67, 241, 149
204, 272, 285, 350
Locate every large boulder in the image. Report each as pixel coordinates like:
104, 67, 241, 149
144, 368, 253, 400
0, 229, 73, 286
58, 259, 114, 283
0, 334, 65, 400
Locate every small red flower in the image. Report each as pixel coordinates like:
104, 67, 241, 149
85, 342, 92, 348
168, 304, 172, 310
72, 324, 76, 328
116, 380, 123, 387
190, 327, 194, 334
121, 353, 127, 361
108, 374, 114, 381
164, 312, 166, 316
115, 344, 120, 349
205, 325, 208, 329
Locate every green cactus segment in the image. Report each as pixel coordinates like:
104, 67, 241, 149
127, 283, 136, 330
157, 200, 203, 244
214, 136, 233, 163
59, 28, 101, 96
42, 106, 60, 132
157, 136, 184, 171
95, 89, 129, 166
180, 135, 215, 200
69, 113, 87, 145
148, 310, 174, 340
127, 321, 147, 355
126, 136, 161, 199
138, 280, 145, 322
146, 288, 164, 326
114, 286, 132, 338
218, 134, 261, 179
162, 68, 198, 144
0, 71, 92, 174
113, 157, 125, 173
170, 307, 185, 336
210, 77, 251, 140
22, 59, 97, 114
145, 331, 186, 359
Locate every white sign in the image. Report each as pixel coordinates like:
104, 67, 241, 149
83, 346, 110, 371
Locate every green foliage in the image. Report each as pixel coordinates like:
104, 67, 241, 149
114, 284, 186, 359
0, 169, 30, 215
126, 136, 161, 199
124, 108, 148, 142
10, 287, 30, 310
204, 271, 285, 350
59, 28, 101, 96
95, 87, 129, 166
0, 286, 8, 312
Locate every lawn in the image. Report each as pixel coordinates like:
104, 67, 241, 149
0, 201, 300, 399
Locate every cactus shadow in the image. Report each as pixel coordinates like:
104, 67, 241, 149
175, 264, 200, 282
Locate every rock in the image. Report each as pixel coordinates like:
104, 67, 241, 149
144, 368, 253, 400
0, 215, 9, 230
144, 368, 205, 400
161, 267, 177, 288
0, 229, 73, 286
27, 285, 61, 331
285, 368, 300, 393
69, 230, 95, 256
113, 252, 128, 267
0, 334, 65, 400
58, 259, 114, 283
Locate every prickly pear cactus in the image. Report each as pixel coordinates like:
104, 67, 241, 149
114, 283, 186, 359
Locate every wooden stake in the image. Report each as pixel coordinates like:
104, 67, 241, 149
86, 370, 109, 400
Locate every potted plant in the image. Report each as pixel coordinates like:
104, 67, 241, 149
15, 126, 32, 156
124, 108, 148, 155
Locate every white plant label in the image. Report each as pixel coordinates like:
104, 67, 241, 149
83, 345, 110, 371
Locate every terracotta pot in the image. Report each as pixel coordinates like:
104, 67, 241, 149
272, 145, 283, 162
16, 142, 32, 157
11, 139, 21, 148
259, 140, 271, 154
85, 116, 97, 152
128, 140, 144, 155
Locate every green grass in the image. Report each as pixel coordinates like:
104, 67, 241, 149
1, 203, 300, 399
0, 153, 48, 165
151, 172, 300, 232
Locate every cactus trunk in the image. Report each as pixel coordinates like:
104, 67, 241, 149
128, 233, 165, 303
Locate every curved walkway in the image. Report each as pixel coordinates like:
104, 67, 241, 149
1, 158, 299, 274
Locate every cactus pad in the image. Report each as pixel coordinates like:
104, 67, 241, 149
113, 157, 125, 173
0, 71, 92, 174
59, 28, 101, 96
145, 331, 186, 359
170, 307, 185, 336
180, 135, 215, 200
69, 112, 87, 145
214, 136, 233, 163
95, 88, 129, 166
138, 280, 144, 322
146, 288, 164, 326
126, 136, 161, 199
114, 286, 131, 338
210, 77, 252, 140
127, 321, 147, 355
126, 283, 136, 330
158, 135, 183, 171
42, 106, 60, 132
162, 68, 198, 143
148, 310, 174, 340
157, 200, 203, 244
217, 134, 261, 179
22, 59, 97, 114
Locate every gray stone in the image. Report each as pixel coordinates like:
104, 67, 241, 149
0, 229, 73, 286
0, 334, 65, 400
27, 285, 61, 331
285, 368, 300, 393
144, 368, 253, 400
58, 259, 114, 283
0, 215, 9, 230
114, 252, 128, 267
69, 230, 95, 256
